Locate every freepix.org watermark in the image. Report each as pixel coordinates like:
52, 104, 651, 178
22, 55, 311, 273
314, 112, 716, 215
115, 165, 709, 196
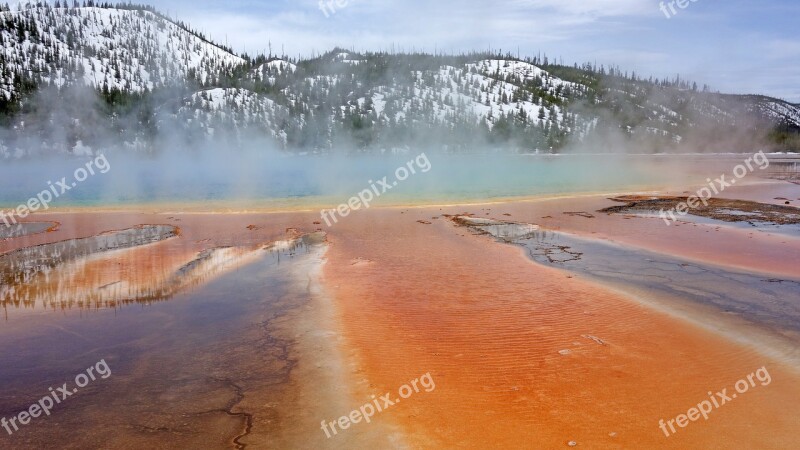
2, 359, 112, 436
660, 0, 700, 19
318, 0, 353, 18
320, 153, 432, 227
659, 150, 769, 225
0, 154, 111, 228
320, 372, 436, 438
659, 366, 771, 438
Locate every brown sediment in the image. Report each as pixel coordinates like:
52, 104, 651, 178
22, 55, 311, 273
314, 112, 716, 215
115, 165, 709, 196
563, 211, 596, 219
190, 377, 253, 450
599, 195, 800, 225
324, 206, 800, 448
484, 193, 800, 279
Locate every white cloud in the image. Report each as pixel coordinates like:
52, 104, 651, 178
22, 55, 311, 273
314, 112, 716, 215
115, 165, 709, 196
158, 0, 798, 102
513, 0, 656, 17
183, 0, 653, 59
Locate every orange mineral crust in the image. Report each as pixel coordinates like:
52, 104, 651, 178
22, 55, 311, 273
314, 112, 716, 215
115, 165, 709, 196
0, 211, 317, 254
323, 207, 800, 448
0, 212, 319, 316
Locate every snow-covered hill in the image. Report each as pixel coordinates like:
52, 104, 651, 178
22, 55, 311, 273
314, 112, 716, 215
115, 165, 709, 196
0, 4, 244, 99
0, 4, 798, 156
748, 97, 800, 127
176, 87, 291, 144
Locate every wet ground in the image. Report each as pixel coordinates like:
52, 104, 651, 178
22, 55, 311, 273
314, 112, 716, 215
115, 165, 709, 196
454, 215, 800, 360
0, 222, 58, 240
600, 195, 800, 225
0, 231, 336, 449
322, 201, 800, 449
0, 180, 799, 449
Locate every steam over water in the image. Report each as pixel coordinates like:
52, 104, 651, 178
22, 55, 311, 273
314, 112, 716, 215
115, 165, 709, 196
1, 153, 779, 208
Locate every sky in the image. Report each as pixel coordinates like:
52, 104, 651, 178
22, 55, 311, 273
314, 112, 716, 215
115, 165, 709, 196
133, 0, 799, 102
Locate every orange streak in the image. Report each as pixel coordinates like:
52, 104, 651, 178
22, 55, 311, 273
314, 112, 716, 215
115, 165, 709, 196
325, 207, 800, 448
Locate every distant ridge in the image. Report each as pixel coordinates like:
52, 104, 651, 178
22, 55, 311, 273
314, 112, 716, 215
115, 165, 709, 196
0, 2, 798, 157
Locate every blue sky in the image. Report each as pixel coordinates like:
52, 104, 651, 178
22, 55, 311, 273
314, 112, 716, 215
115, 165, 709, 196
138, 0, 799, 102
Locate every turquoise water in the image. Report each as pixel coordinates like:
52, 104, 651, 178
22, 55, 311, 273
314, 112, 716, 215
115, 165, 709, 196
0, 153, 752, 208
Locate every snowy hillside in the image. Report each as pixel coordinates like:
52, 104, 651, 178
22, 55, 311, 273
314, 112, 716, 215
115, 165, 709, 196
367, 62, 578, 131
749, 97, 800, 127
249, 59, 296, 84
0, 4, 798, 156
176, 87, 291, 144
0, 4, 244, 99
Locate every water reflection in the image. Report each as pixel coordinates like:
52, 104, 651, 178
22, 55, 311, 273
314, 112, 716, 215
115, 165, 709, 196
765, 158, 800, 182
1, 225, 178, 283
452, 216, 539, 241
456, 216, 800, 334
0, 229, 328, 449
0, 226, 324, 318
0, 222, 57, 239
